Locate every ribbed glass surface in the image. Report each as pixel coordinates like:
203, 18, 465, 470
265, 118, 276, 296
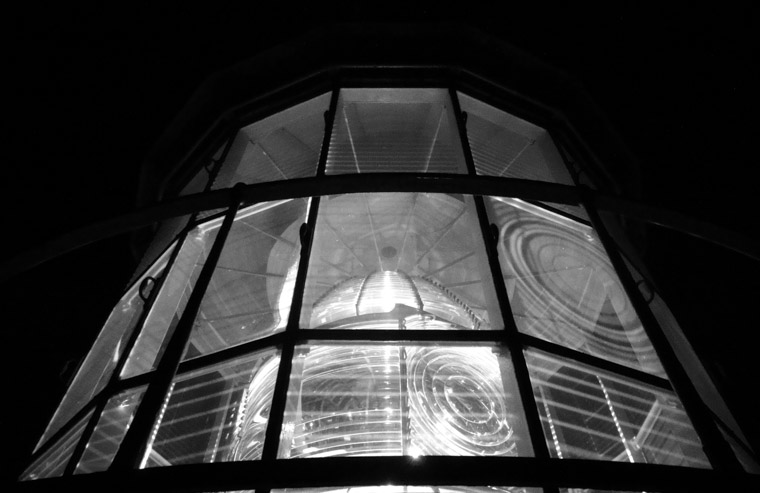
326, 89, 467, 174
301, 193, 501, 330
182, 200, 307, 361
526, 350, 709, 468
213, 93, 330, 189
75, 387, 146, 474
458, 92, 572, 184
21, 410, 92, 480
143, 349, 280, 467
277, 344, 532, 459
35, 246, 170, 451
121, 218, 224, 378
487, 197, 664, 377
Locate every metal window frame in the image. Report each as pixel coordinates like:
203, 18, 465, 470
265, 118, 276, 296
18, 76, 757, 490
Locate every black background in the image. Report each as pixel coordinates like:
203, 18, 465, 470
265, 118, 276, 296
3, 3, 758, 483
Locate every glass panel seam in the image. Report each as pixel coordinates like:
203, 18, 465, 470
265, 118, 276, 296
262, 86, 338, 461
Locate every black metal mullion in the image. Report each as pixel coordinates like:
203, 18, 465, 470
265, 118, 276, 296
261, 86, 339, 461
109, 189, 242, 471
580, 188, 743, 472
449, 87, 553, 464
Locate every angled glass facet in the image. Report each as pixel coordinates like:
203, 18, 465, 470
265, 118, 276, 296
277, 344, 532, 459
458, 92, 573, 184
35, 245, 172, 452
526, 349, 709, 468
142, 349, 280, 467
213, 93, 330, 189
21, 411, 92, 480
487, 197, 664, 377
74, 387, 146, 474
121, 217, 225, 378
301, 193, 502, 330
182, 199, 307, 360
326, 88, 468, 174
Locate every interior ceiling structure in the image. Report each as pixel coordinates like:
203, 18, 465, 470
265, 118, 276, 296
4, 4, 758, 484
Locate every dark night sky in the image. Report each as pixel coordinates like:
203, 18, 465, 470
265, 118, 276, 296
3, 3, 758, 483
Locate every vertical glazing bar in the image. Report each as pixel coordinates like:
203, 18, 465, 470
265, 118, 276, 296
580, 189, 742, 471
109, 188, 242, 471
261, 86, 340, 462
448, 88, 553, 463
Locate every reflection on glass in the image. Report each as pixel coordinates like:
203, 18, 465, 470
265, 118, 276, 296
142, 349, 279, 467
458, 91, 572, 185
121, 218, 224, 378
75, 387, 145, 474
182, 200, 307, 361
326, 89, 467, 174
21, 411, 92, 480
213, 93, 330, 189
274, 487, 540, 493
275, 344, 532, 459
301, 193, 501, 330
35, 246, 170, 451
525, 350, 709, 468
487, 197, 664, 377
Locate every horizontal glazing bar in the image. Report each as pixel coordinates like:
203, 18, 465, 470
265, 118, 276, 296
14, 456, 759, 492
519, 333, 671, 391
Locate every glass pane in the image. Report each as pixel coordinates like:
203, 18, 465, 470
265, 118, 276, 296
74, 387, 145, 474
21, 410, 92, 480
301, 193, 502, 330
35, 245, 172, 451
458, 92, 573, 184
326, 89, 467, 174
486, 197, 664, 377
183, 200, 307, 360
277, 344, 532, 458
526, 349, 710, 468
274, 488, 540, 493
121, 217, 225, 378
142, 349, 280, 467
213, 93, 330, 189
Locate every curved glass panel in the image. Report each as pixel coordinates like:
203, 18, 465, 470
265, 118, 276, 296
35, 245, 172, 451
143, 349, 280, 467
486, 197, 664, 377
121, 217, 225, 378
213, 93, 330, 189
74, 386, 146, 474
182, 199, 307, 360
326, 89, 467, 174
301, 193, 502, 330
526, 349, 709, 468
458, 92, 572, 184
277, 344, 532, 459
